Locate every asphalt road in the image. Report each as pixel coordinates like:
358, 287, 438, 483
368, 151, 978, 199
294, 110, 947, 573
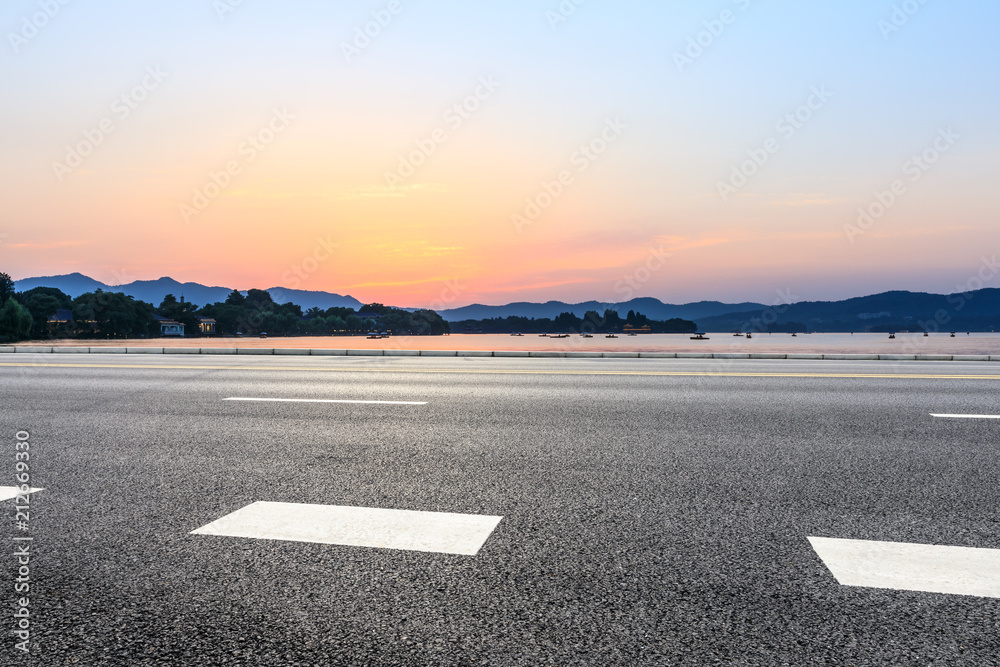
2, 354, 999, 666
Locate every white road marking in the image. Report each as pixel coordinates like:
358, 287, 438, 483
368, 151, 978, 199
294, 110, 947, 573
192, 502, 503, 556
808, 536, 1000, 598
0, 486, 43, 501
223, 397, 427, 405
930, 413, 1000, 419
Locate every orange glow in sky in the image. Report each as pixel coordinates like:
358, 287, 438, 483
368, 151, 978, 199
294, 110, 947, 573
3, 2, 998, 306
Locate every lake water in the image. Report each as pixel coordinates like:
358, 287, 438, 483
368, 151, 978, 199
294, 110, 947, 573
42, 332, 1000, 355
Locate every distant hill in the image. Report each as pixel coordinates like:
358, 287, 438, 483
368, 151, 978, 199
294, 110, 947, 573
265, 286, 363, 310
14, 272, 107, 296
696, 289, 1000, 332
438, 298, 766, 322
13, 274, 362, 311
13, 274, 999, 331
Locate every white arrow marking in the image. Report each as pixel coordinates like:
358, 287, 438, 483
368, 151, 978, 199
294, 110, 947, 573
0, 486, 43, 502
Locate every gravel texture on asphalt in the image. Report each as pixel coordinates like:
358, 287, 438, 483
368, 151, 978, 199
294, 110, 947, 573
2, 355, 999, 665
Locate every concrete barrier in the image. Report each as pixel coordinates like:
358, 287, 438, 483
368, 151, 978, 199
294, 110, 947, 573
823, 354, 879, 360
52, 347, 90, 353
953, 355, 990, 362
274, 348, 310, 355
386, 350, 421, 356
126, 348, 163, 354
15, 346, 53, 353
493, 350, 529, 357
163, 348, 200, 354
566, 351, 604, 358
786, 353, 823, 360
715, 353, 751, 359
639, 352, 676, 358
201, 348, 238, 355
603, 352, 640, 358
0, 346, 15, 353
676, 353, 712, 359
879, 354, 917, 361
749, 353, 787, 359
347, 350, 383, 356
457, 350, 492, 357
102, 347, 128, 354
310, 349, 347, 356
529, 351, 566, 358
237, 348, 273, 355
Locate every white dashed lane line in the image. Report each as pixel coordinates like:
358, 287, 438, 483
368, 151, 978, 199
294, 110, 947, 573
809, 536, 1000, 598
930, 413, 1000, 419
223, 397, 427, 405
191, 502, 503, 556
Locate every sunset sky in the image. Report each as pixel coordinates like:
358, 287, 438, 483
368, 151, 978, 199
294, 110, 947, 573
2, 0, 997, 307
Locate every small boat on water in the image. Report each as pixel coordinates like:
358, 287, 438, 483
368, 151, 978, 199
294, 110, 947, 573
581, 333, 593, 338
690, 333, 709, 340
551, 333, 570, 338
950, 332, 956, 337
510, 332, 523, 336
606, 334, 617, 338
888, 333, 895, 339
746, 333, 752, 339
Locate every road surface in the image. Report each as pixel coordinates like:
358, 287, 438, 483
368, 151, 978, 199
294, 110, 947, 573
2, 354, 998, 665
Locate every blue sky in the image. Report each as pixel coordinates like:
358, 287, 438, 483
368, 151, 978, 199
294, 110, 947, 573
2, 0, 998, 305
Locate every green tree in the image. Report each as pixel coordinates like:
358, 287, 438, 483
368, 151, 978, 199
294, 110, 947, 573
73, 291, 157, 338
625, 310, 649, 327
18, 287, 72, 337
306, 316, 327, 334
327, 315, 346, 332
224, 289, 245, 306
553, 311, 581, 332
277, 301, 302, 319
0, 272, 14, 305
244, 289, 274, 311
324, 306, 355, 320
360, 302, 389, 316
0, 298, 33, 341
409, 309, 449, 335
603, 309, 623, 331
345, 314, 363, 331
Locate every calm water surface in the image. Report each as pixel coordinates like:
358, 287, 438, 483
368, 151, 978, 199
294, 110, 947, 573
42, 332, 1000, 355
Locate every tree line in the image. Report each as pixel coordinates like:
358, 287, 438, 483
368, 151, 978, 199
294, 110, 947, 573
454, 309, 697, 334
0, 273, 449, 341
